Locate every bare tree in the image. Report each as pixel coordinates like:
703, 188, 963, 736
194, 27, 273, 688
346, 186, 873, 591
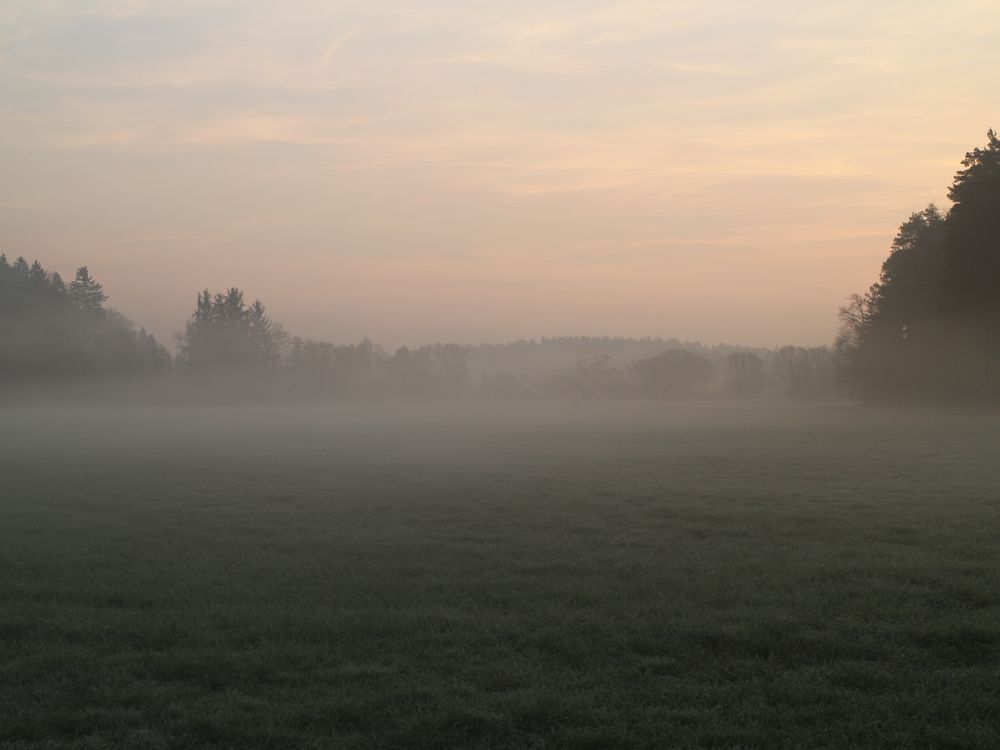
835, 288, 878, 354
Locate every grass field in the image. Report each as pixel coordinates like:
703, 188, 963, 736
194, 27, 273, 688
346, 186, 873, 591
2, 401, 999, 749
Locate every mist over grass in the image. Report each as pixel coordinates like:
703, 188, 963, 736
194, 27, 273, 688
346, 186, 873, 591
3, 8, 999, 747
2, 119, 998, 750
3, 402, 999, 748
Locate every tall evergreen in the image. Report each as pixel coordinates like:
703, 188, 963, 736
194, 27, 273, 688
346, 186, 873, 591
943, 129, 1000, 320
0, 256, 169, 379
838, 131, 1000, 400
68, 266, 108, 313
178, 288, 280, 372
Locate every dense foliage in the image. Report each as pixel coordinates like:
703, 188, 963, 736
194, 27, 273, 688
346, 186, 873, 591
838, 131, 1000, 400
0, 256, 170, 379
633, 349, 714, 398
177, 289, 281, 372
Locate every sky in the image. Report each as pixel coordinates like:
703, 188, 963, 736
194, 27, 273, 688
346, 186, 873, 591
2, 0, 998, 349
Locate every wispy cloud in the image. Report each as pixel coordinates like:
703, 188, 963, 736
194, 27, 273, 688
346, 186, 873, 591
2, 0, 998, 345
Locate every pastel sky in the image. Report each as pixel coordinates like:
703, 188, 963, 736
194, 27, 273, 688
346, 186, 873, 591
2, 1, 998, 348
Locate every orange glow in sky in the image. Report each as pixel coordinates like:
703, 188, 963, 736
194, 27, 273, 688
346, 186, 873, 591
2, 1, 998, 347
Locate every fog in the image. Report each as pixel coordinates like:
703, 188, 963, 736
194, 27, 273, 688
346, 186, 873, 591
5, 4, 1000, 747
9, 127, 999, 407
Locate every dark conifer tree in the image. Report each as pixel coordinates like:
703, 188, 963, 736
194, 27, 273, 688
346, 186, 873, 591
177, 288, 280, 372
0, 256, 168, 379
68, 267, 108, 313
943, 129, 1000, 319
838, 131, 1000, 400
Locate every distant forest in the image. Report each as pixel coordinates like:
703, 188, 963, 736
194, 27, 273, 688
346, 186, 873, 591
0, 260, 836, 401
0, 259, 170, 378
3, 131, 998, 402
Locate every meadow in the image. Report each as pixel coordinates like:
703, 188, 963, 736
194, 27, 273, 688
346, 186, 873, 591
1, 401, 999, 749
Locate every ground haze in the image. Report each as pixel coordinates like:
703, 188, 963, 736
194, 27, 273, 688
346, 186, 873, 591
2, 402, 999, 748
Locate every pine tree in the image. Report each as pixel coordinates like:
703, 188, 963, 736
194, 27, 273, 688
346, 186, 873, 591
839, 131, 1000, 400
68, 267, 107, 313
944, 129, 1000, 317
0, 257, 169, 378
50, 272, 66, 295
177, 287, 279, 371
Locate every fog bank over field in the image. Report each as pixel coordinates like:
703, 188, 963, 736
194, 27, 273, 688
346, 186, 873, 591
4, 398, 1000, 745
5, 5, 1000, 748
5, 131, 1000, 405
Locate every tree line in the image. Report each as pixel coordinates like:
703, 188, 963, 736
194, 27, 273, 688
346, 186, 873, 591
6, 131, 994, 401
479, 346, 835, 401
0, 259, 837, 401
0, 256, 169, 378
0, 260, 836, 399
836, 130, 1000, 401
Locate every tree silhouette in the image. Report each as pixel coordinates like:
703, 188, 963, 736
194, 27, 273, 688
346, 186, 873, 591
943, 129, 1000, 319
632, 349, 713, 399
838, 131, 1000, 400
0, 255, 169, 378
178, 288, 280, 372
68, 267, 108, 313
773, 346, 834, 399
726, 351, 765, 397
574, 354, 628, 399
386, 343, 470, 398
